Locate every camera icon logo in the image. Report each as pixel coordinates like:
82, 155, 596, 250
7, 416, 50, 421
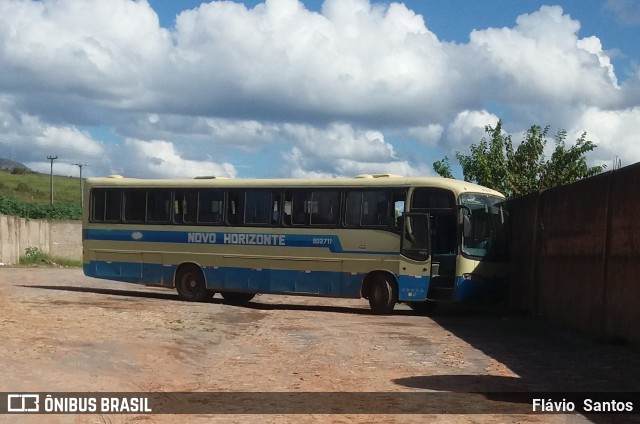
7, 394, 40, 412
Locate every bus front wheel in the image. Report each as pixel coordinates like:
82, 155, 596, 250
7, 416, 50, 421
176, 265, 213, 302
368, 275, 397, 314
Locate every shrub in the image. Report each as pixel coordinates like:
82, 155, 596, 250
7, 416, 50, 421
19, 246, 82, 267
0, 195, 81, 220
19, 246, 52, 265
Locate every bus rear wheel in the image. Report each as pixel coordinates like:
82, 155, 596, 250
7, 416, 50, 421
368, 275, 397, 314
176, 265, 213, 302
221, 292, 256, 304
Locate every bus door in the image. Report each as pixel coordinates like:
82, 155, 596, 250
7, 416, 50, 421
399, 212, 431, 301
409, 188, 458, 301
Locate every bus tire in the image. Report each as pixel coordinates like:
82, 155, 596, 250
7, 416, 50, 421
368, 275, 397, 314
221, 292, 256, 304
175, 265, 212, 302
407, 300, 438, 315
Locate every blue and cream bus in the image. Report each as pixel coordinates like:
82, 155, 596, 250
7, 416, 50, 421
82, 174, 509, 314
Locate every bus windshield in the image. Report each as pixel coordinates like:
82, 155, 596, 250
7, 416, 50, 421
459, 193, 509, 261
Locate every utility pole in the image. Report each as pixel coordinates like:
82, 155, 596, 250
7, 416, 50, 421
47, 155, 58, 204
73, 163, 87, 208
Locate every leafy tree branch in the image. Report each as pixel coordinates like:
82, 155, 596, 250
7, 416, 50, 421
432, 120, 606, 198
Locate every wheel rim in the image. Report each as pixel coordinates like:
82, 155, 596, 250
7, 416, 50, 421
182, 272, 199, 295
371, 284, 382, 304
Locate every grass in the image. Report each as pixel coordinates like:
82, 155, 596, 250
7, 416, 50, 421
19, 246, 83, 268
0, 169, 82, 205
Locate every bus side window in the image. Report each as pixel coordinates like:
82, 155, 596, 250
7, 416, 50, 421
91, 188, 121, 222
311, 191, 340, 226
104, 189, 122, 222
283, 199, 292, 225
198, 190, 224, 224
174, 190, 197, 224
147, 190, 171, 223
289, 191, 311, 225
271, 197, 280, 225
123, 189, 146, 223
244, 190, 274, 225
345, 190, 391, 227
226, 191, 242, 225
92, 189, 106, 222
393, 192, 406, 232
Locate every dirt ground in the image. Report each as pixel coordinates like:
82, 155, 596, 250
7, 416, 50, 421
1, 267, 639, 423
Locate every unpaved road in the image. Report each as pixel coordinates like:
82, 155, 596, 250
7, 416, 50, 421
1, 267, 639, 423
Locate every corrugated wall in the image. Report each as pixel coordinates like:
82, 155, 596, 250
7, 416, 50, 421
604, 165, 640, 344
507, 162, 640, 344
506, 192, 539, 312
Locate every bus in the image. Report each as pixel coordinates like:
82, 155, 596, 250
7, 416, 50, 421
82, 174, 509, 314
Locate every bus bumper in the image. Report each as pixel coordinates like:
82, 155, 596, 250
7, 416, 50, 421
397, 275, 429, 302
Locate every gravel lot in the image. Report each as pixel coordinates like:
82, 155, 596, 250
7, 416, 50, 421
1, 267, 638, 423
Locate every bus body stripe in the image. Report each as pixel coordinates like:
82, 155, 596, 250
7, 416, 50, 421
83, 229, 397, 255
83, 261, 430, 301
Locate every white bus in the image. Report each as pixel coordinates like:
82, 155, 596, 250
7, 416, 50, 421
82, 174, 509, 314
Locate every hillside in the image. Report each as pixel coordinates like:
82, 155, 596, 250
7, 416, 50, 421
0, 158, 30, 172
0, 158, 29, 171
0, 159, 82, 219
0, 169, 82, 205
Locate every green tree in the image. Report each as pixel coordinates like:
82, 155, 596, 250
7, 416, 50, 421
542, 129, 605, 189
432, 156, 454, 179
454, 120, 511, 194
505, 124, 547, 197
433, 120, 606, 198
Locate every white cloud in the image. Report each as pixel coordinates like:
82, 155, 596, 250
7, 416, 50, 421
572, 106, 640, 166
122, 139, 237, 179
407, 124, 444, 146
466, 5, 620, 113
0, 0, 638, 179
0, 99, 106, 173
0, 1, 628, 125
577, 36, 619, 88
445, 110, 499, 149
281, 123, 429, 177
165, 0, 449, 123
0, 0, 170, 104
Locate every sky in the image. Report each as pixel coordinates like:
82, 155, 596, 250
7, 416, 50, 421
0, 0, 639, 180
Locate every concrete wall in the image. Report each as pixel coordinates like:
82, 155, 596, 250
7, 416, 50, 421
507, 162, 640, 345
0, 214, 81, 264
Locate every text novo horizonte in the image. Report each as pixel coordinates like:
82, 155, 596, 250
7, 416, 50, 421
187, 232, 286, 246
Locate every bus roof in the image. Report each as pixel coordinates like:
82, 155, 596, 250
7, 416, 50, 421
85, 175, 504, 198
